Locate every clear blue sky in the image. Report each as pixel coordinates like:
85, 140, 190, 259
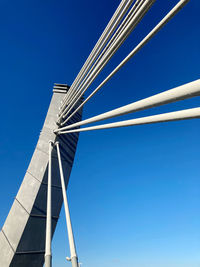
0, 0, 200, 266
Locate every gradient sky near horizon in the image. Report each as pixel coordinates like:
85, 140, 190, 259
0, 0, 200, 266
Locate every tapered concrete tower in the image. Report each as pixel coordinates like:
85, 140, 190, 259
0, 84, 82, 267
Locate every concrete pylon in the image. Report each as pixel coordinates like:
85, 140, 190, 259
0, 84, 83, 267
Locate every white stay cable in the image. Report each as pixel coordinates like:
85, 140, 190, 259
59, 0, 147, 121
58, 0, 143, 120
56, 142, 79, 267
61, 0, 129, 107
60, 0, 134, 110
59, 0, 155, 122
54, 79, 200, 133
58, 0, 190, 127
59, 0, 151, 119
58, 107, 200, 134
44, 141, 53, 267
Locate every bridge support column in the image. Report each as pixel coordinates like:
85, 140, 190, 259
0, 84, 83, 267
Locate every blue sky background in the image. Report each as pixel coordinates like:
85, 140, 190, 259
0, 0, 200, 266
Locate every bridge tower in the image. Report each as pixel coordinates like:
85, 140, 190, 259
0, 84, 82, 267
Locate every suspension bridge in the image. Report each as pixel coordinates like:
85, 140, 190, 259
0, 0, 199, 266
